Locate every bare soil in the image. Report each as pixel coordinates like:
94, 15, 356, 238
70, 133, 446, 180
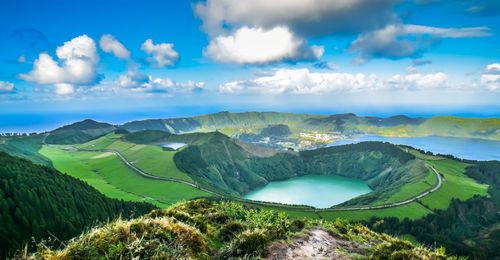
265, 228, 368, 260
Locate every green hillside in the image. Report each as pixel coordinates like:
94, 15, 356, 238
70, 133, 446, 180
0, 134, 51, 166
0, 152, 156, 257
116, 111, 500, 150
45, 119, 116, 145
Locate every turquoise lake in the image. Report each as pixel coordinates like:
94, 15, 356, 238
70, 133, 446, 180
243, 175, 372, 208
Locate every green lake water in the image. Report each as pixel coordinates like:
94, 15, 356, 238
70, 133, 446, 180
243, 175, 372, 208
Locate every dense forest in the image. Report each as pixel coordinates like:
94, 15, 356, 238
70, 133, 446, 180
364, 160, 500, 259
0, 152, 157, 257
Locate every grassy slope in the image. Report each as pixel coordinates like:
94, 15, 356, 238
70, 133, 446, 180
78, 133, 193, 182
383, 167, 437, 204
40, 146, 210, 207
420, 159, 489, 210
0, 135, 51, 166
318, 202, 433, 221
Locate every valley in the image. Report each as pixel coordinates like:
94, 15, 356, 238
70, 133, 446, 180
0, 111, 498, 258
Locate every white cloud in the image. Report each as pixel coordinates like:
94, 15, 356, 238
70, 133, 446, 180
118, 70, 149, 88
205, 26, 323, 64
406, 65, 418, 73
385, 72, 449, 89
194, 0, 398, 37
219, 68, 379, 94
116, 71, 204, 94
481, 63, 500, 90
19, 35, 99, 95
141, 39, 179, 67
348, 24, 491, 63
54, 83, 75, 95
99, 34, 130, 59
219, 68, 450, 94
404, 25, 491, 38
0, 81, 15, 93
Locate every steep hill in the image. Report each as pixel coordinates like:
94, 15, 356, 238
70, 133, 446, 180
45, 119, 116, 144
38, 199, 457, 259
0, 152, 156, 257
0, 134, 51, 166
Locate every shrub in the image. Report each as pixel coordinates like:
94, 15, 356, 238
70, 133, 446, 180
40, 217, 207, 259
218, 221, 246, 242
225, 229, 269, 258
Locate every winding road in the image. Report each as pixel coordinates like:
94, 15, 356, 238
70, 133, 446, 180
44, 133, 443, 212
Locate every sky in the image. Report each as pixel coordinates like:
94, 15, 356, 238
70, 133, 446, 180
0, 0, 499, 131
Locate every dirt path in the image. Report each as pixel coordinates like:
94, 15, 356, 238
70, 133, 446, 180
266, 228, 367, 259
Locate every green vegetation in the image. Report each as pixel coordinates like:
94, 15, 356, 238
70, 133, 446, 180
318, 202, 433, 221
0, 152, 156, 257
45, 119, 116, 145
0, 134, 51, 166
39, 199, 457, 259
420, 159, 488, 210
173, 134, 429, 207
363, 160, 500, 259
40, 146, 211, 206
118, 112, 500, 150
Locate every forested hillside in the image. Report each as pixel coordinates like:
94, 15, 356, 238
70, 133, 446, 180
0, 152, 156, 257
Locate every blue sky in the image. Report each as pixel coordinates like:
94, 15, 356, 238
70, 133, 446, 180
1, 0, 499, 131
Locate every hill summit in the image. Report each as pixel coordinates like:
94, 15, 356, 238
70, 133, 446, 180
38, 199, 457, 259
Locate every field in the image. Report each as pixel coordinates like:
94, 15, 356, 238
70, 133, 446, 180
383, 166, 438, 204
419, 159, 489, 210
77, 133, 193, 181
40, 146, 211, 207
317, 202, 433, 221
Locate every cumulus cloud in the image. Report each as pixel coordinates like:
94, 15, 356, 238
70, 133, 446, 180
19, 35, 99, 95
116, 70, 204, 94
194, 0, 397, 37
348, 24, 491, 64
99, 34, 130, 59
141, 39, 179, 67
0, 81, 15, 93
118, 70, 149, 88
219, 68, 450, 94
205, 26, 323, 64
385, 72, 449, 89
194, 0, 397, 64
219, 68, 379, 94
481, 63, 500, 90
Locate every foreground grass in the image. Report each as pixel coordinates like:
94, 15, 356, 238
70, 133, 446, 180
40, 146, 211, 207
38, 199, 458, 259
